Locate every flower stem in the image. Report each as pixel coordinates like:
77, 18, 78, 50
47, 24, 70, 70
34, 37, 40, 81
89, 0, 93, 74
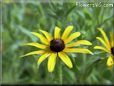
59, 62, 63, 84
111, 67, 114, 83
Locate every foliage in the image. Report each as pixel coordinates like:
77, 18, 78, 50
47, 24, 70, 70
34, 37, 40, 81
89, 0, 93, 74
2, 0, 114, 84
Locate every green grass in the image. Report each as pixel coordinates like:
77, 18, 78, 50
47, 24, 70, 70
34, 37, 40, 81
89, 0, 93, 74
2, 0, 114, 84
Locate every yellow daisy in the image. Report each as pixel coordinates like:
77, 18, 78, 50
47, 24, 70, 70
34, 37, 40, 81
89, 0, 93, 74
94, 28, 114, 68
22, 25, 93, 72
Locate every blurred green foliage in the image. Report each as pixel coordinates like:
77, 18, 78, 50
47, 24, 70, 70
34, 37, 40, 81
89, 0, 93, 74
2, 0, 114, 84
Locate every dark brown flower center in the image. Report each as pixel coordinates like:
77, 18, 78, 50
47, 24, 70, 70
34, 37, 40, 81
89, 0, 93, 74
111, 47, 114, 56
50, 39, 65, 52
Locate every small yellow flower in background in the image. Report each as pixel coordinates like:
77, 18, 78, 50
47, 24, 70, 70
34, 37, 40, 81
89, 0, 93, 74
94, 28, 114, 69
22, 25, 93, 72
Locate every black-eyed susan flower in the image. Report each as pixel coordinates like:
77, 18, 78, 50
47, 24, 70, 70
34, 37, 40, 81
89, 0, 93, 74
94, 28, 114, 68
22, 26, 93, 72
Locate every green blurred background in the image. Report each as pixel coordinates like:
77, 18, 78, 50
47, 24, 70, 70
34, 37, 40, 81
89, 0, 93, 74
1, 0, 114, 84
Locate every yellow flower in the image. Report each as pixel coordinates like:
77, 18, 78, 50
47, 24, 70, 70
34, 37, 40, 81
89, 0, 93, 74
94, 28, 114, 68
22, 26, 93, 72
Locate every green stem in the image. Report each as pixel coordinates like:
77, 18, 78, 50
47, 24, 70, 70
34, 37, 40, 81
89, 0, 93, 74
111, 67, 114, 83
59, 62, 63, 84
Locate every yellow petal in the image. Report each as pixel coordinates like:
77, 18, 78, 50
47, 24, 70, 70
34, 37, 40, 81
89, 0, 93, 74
40, 30, 53, 41
31, 32, 49, 45
110, 32, 114, 47
37, 53, 50, 65
58, 52, 73, 68
66, 40, 92, 47
54, 26, 61, 39
23, 42, 47, 49
98, 28, 111, 48
61, 26, 73, 40
107, 56, 114, 67
94, 46, 110, 53
64, 32, 81, 44
21, 50, 44, 57
63, 48, 93, 55
48, 53, 57, 72
96, 37, 110, 50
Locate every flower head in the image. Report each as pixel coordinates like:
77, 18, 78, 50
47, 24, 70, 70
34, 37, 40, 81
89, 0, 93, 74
94, 28, 114, 69
22, 26, 93, 72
